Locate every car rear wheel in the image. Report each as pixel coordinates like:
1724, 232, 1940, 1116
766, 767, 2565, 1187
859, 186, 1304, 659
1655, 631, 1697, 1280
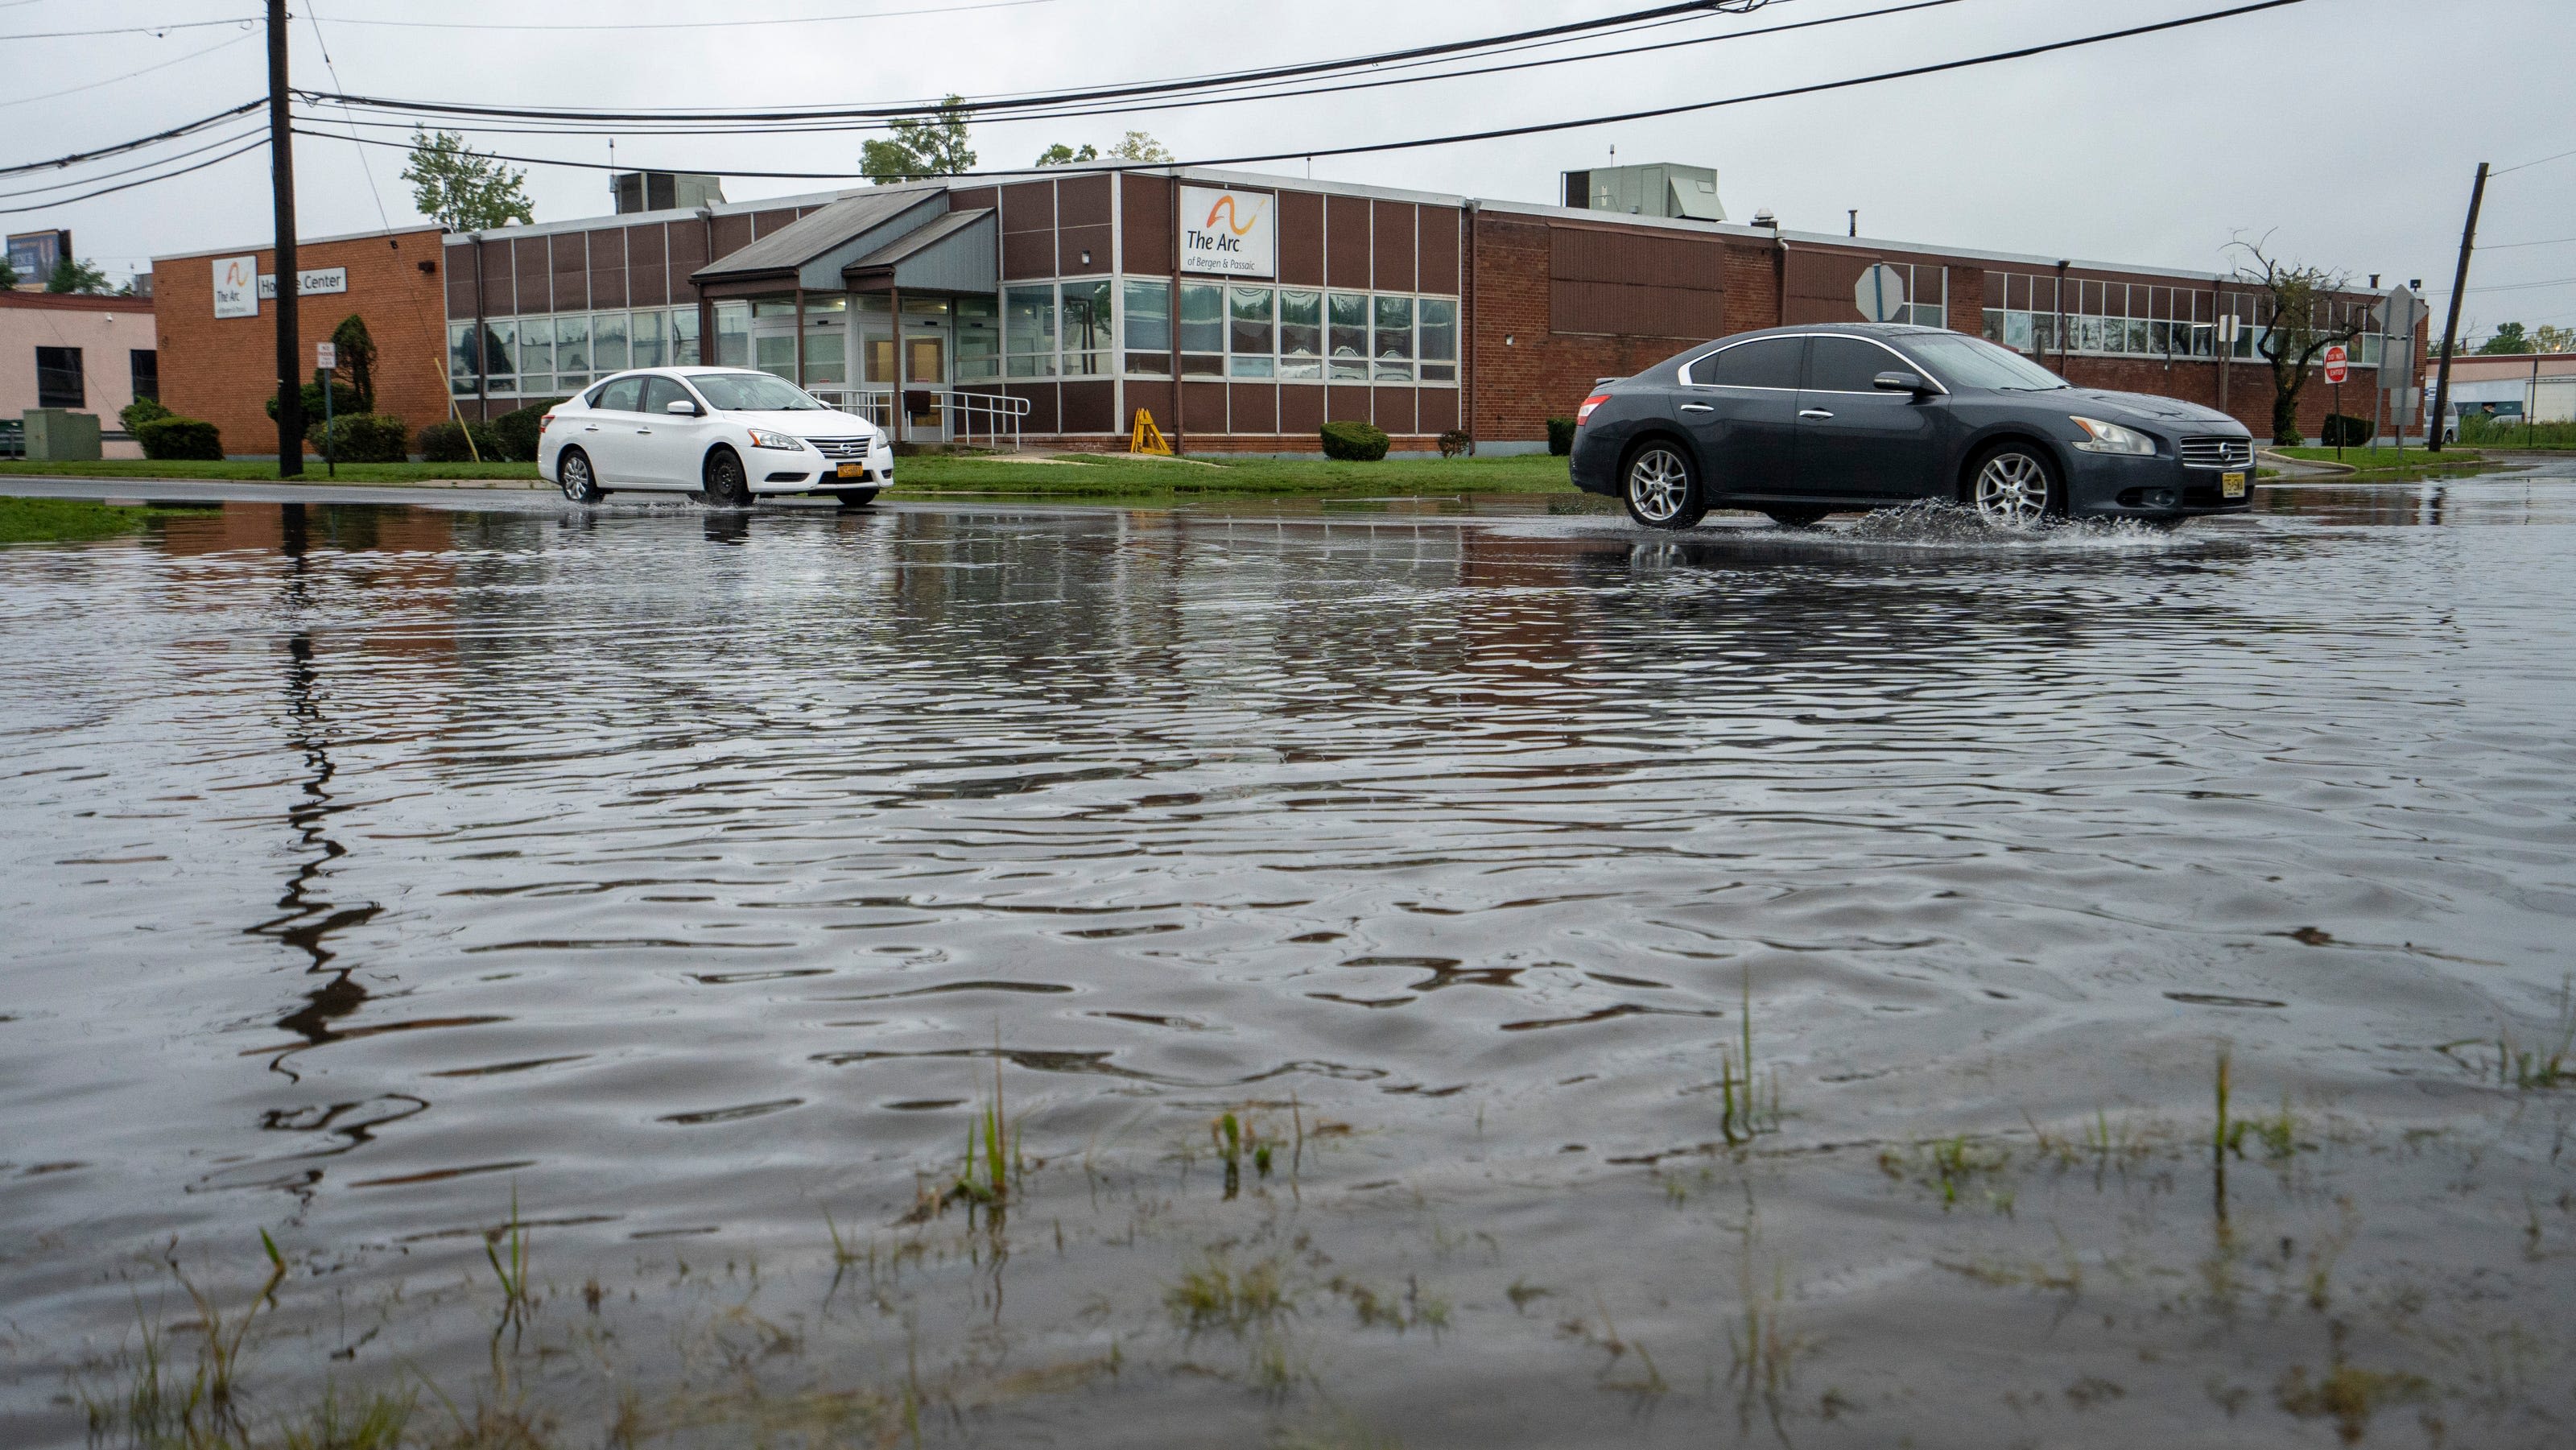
1967, 444, 2062, 527
1762, 506, 1828, 529
557, 448, 603, 503
1623, 443, 1706, 530
834, 488, 879, 509
702, 448, 753, 510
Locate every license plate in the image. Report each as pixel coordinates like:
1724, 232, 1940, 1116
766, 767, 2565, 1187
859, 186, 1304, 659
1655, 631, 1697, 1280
836, 462, 866, 480
2221, 471, 2247, 498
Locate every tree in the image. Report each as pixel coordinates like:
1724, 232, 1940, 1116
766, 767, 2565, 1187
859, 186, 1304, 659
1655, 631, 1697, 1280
861, 97, 976, 184
2476, 320, 2533, 355
1037, 130, 1173, 167
330, 314, 379, 414
0, 254, 16, 290
2229, 234, 2364, 445
401, 127, 535, 231
47, 255, 112, 294
2534, 324, 2576, 353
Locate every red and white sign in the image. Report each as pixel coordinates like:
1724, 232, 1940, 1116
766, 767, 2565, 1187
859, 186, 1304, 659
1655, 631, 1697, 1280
2322, 345, 2350, 385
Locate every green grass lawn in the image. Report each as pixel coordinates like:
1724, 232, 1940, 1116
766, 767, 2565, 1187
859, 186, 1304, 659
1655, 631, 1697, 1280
0, 450, 1578, 498
0, 496, 216, 545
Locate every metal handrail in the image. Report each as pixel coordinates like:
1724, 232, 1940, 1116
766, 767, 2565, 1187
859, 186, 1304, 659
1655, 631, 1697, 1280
809, 386, 1032, 452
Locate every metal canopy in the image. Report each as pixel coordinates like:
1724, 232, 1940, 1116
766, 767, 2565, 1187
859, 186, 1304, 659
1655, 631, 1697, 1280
691, 184, 948, 292
841, 209, 996, 295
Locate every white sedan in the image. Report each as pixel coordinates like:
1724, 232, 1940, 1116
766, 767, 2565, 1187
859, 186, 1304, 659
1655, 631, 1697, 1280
537, 367, 892, 508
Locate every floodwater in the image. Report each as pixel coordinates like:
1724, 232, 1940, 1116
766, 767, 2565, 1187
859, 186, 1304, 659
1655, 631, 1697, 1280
4, 470, 2574, 1448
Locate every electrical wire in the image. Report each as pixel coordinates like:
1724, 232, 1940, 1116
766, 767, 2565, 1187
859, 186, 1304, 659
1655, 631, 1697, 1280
0, 100, 263, 179
0, 137, 266, 216
293, 0, 1959, 144
293, 0, 2308, 184
0, 15, 258, 41
328, 0, 1060, 32
2491, 145, 2576, 177
299, 0, 1788, 126
0, 27, 258, 112
0, 122, 270, 204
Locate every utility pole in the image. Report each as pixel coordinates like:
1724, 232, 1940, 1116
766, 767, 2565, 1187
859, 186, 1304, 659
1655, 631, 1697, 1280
268, 0, 302, 477
2427, 161, 2487, 455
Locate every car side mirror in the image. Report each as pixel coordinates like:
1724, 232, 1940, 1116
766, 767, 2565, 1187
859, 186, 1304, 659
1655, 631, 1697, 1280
1872, 370, 1931, 395
666, 399, 701, 415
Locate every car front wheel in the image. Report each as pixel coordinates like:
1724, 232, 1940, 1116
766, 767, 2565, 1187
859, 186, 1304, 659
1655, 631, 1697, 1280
557, 448, 603, 503
835, 488, 879, 509
1967, 444, 2062, 527
703, 448, 753, 510
1623, 443, 1706, 531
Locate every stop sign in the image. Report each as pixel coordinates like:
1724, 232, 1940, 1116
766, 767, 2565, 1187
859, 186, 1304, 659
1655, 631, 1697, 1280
2322, 345, 2350, 385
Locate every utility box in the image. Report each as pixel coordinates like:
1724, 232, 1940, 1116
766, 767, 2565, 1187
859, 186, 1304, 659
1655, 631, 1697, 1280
1560, 163, 1725, 222
22, 409, 101, 461
613, 171, 726, 214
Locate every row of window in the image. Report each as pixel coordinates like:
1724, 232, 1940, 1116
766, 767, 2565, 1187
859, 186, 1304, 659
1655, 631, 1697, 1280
1003, 279, 1460, 382
449, 308, 704, 398
1980, 308, 2388, 366
1979, 271, 2387, 366
31, 346, 157, 411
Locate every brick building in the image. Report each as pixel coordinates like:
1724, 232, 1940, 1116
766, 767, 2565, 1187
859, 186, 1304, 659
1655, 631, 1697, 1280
153, 166, 2413, 458
151, 226, 450, 458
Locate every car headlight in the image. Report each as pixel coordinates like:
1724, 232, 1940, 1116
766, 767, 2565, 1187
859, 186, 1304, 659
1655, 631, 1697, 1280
747, 428, 807, 452
2069, 415, 2157, 456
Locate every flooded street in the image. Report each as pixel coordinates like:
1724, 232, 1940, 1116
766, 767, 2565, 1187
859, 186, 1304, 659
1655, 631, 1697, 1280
5, 471, 2574, 1447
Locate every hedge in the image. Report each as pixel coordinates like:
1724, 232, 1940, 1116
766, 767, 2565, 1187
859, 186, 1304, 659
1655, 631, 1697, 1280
1546, 417, 1577, 456
2320, 414, 2374, 448
119, 396, 173, 435
1437, 429, 1472, 458
136, 417, 222, 461
266, 378, 363, 423
492, 397, 570, 463
418, 419, 502, 463
1320, 419, 1389, 461
307, 412, 411, 464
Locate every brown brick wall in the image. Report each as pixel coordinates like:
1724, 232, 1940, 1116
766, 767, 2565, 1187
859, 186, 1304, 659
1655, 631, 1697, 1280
152, 228, 451, 459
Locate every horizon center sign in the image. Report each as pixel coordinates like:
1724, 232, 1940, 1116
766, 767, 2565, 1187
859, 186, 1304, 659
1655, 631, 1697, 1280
1179, 185, 1274, 278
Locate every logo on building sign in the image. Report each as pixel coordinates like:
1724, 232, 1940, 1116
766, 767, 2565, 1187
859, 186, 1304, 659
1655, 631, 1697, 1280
1179, 185, 1275, 278
213, 254, 259, 318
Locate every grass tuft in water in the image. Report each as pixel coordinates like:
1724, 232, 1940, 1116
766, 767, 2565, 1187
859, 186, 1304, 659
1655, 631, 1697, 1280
485, 1187, 534, 1320
1165, 1251, 1289, 1334
80, 1231, 294, 1446
1717, 967, 1783, 1146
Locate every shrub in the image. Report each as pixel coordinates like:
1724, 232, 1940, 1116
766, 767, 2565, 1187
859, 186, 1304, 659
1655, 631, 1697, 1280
2460, 413, 2576, 448
266, 378, 363, 423
2319, 413, 2373, 447
1319, 419, 1389, 461
1437, 428, 1472, 458
136, 416, 222, 460
491, 397, 569, 463
417, 419, 501, 463
1546, 417, 1577, 456
307, 411, 411, 463
118, 396, 173, 435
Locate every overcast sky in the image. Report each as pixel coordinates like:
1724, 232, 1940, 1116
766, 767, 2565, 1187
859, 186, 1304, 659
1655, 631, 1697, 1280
11, 0, 2573, 339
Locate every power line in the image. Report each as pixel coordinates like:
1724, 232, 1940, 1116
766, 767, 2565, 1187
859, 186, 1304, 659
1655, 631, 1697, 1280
2483, 235, 2576, 251
0, 27, 258, 112
0, 137, 266, 216
295, 0, 1959, 144
299, 0, 1790, 126
0, 100, 263, 179
327, 0, 1059, 32
0, 15, 258, 41
287, 0, 2310, 186
0, 122, 270, 204
2491, 144, 2576, 177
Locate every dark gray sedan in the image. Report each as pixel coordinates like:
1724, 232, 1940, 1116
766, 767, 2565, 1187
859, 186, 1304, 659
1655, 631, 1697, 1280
1567, 324, 2256, 529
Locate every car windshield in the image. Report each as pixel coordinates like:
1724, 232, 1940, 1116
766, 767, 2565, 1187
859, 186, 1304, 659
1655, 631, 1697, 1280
687, 372, 827, 411
1898, 333, 2070, 392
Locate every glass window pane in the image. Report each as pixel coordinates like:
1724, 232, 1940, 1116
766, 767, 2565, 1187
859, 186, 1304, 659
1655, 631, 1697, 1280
1063, 279, 1113, 378
671, 307, 700, 366
1122, 279, 1171, 353
1688, 336, 1803, 388
1806, 336, 1897, 392
755, 333, 797, 380
632, 310, 667, 369
592, 312, 630, 373
1278, 288, 1323, 379
516, 319, 551, 378
1179, 283, 1225, 353
2005, 312, 2033, 351
805, 328, 847, 386
2127, 318, 2149, 353
482, 318, 517, 377
1005, 284, 1057, 378
713, 303, 748, 368
1418, 297, 1457, 363
555, 314, 591, 382
1328, 292, 1368, 380
956, 294, 1000, 381
1984, 309, 2006, 345
448, 322, 477, 394
1228, 287, 1274, 378
1373, 294, 1413, 381
752, 298, 796, 318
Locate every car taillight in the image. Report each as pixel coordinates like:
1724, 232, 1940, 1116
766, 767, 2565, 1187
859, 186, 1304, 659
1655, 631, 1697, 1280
1576, 394, 1611, 424
539, 412, 555, 431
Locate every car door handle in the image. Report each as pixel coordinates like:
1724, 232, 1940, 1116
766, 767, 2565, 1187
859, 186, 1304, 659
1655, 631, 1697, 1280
582, 423, 600, 432
1678, 403, 1715, 414
1798, 409, 1835, 420
636, 428, 652, 435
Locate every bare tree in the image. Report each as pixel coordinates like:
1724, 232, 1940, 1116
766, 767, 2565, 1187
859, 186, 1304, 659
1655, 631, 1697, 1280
2229, 233, 2364, 444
